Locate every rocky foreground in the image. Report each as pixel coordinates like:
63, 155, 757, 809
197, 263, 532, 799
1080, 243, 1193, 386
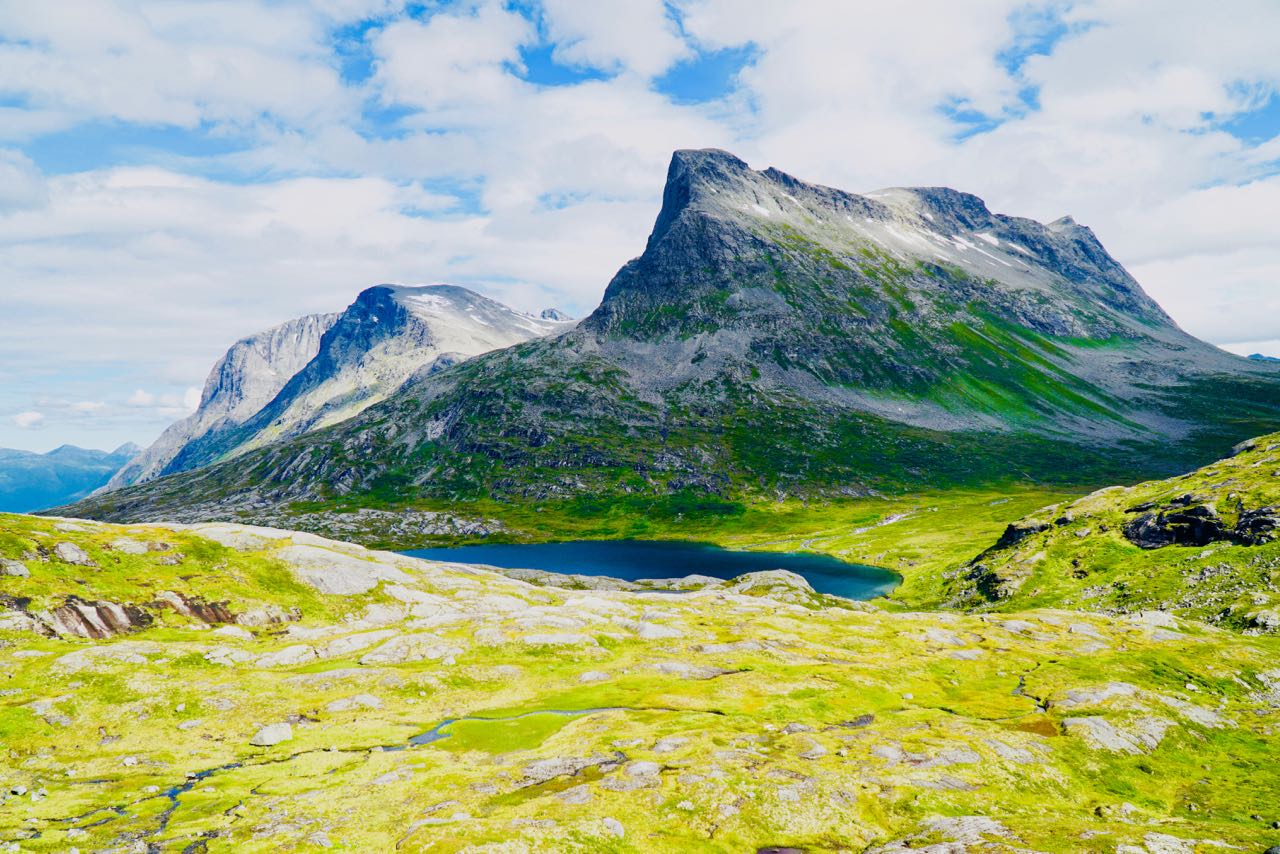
1, 513, 1279, 852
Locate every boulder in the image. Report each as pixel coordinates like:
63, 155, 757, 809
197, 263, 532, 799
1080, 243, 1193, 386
1062, 716, 1171, 754
651, 661, 732, 680
1, 559, 29, 577
519, 632, 597, 647
256, 644, 318, 668
52, 542, 95, 567
632, 622, 684, 640
1235, 506, 1280, 545
109, 539, 150, 555
151, 591, 234, 624
275, 544, 413, 595
729, 569, 813, 594
359, 633, 463, 665
1123, 505, 1229, 549
991, 520, 1050, 550
46, 597, 153, 638
326, 693, 382, 712
235, 605, 298, 627
250, 722, 293, 747
320, 629, 399, 660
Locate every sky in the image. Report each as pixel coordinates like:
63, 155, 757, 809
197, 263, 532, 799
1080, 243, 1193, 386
2, 0, 1280, 452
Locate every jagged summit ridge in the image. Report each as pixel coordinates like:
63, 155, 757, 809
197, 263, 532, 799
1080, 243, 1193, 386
621, 149, 1167, 328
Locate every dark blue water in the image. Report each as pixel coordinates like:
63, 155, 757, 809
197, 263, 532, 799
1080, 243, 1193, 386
401, 540, 898, 600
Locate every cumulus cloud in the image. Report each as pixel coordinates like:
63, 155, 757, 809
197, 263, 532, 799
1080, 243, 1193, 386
0, 149, 47, 210
0, 0, 363, 133
541, 0, 690, 76
372, 2, 533, 113
12, 411, 44, 429
127, 389, 157, 407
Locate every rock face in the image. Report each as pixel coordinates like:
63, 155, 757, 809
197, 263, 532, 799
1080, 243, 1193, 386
1123, 501, 1280, 549
99, 286, 573, 495
159, 285, 575, 473
59, 149, 1280, 526
250, 723, 293, 747
1, 591, 236, 639
103, 312, 339, 490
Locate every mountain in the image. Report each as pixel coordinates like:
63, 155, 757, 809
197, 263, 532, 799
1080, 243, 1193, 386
61, 149, 1280, 532
104, 312, 339, 492
105, 285, 574, 491
0, 443, 138, 512
3, 510, 1278, 851
1250, 353, 1280, 363
952, 430, 1280, 631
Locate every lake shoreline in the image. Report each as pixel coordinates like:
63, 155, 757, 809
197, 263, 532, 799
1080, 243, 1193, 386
401, 538, 900, 600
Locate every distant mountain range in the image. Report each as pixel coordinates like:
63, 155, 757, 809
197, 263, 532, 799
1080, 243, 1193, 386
1249, 353, 1280, 363
62, 149, 1280, 534
0, 443, 138, 512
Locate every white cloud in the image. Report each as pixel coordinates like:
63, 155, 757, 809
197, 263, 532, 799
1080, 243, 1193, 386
13, 411, 44, 429
183, 386, 201, 413
0, 149, 47, 210
541, 0, 689, 77
371, 2, 533, 113
127, 389, 157, 406
0, 0, 361, 133
71, 401, 107, 415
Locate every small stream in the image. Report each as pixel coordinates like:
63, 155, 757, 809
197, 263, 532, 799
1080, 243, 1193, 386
33, 706, 669, 842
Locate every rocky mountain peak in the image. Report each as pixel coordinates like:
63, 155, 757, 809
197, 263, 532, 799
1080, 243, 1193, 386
647, 148, 754, 247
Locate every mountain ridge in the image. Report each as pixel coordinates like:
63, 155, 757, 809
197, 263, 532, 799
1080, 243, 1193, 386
0, 443, 138, 512
104, 284, 575, 495
58, 149, 1280, 534
102, 310, 340, 491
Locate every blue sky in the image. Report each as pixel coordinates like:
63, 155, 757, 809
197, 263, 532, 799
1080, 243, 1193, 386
2, 0, 1280, 452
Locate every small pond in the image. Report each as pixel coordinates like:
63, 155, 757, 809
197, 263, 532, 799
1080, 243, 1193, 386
401, 539, 898, 600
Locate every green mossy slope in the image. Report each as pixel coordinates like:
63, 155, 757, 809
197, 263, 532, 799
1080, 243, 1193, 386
950, 432, 1280, 631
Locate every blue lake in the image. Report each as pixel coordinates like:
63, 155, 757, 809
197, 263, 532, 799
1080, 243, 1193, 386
401, 540, 898, 600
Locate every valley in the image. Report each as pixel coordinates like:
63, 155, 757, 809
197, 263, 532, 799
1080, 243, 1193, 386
5, 150, 1279, 853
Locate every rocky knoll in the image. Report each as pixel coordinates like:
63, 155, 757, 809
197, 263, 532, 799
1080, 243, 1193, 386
955, 431, 1280, 631
1, 511, 1278, 851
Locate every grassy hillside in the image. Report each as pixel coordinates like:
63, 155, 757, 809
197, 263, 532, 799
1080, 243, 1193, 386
949, 432, 1280, 631
2, 512, 1280, 851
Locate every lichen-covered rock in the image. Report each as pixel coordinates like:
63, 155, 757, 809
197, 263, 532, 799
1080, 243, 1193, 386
1, 558, 29, 577
250, 723, 293, 747
52, 541, 94, 566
